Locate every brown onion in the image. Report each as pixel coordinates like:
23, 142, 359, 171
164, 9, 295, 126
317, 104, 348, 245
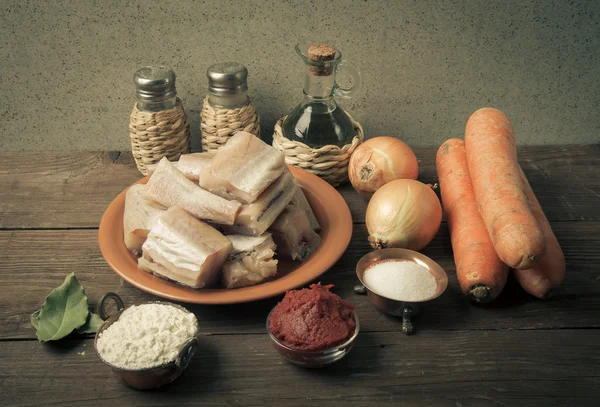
366, 179, 442, 251
349, 136, 418, 198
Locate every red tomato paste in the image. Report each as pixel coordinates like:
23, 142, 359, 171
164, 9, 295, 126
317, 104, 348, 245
269, 283, 356, 351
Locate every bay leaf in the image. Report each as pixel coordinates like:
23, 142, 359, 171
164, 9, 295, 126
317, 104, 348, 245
77, 313, 104, 334
31, 272, 90, 342
30, 310, 40, 330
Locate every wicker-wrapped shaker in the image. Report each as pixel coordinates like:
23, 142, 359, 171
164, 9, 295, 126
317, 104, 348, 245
200, 63, 260, 153
129, 66, 190, 175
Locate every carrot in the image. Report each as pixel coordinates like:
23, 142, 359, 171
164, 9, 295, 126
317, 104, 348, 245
436, 139, 509, 303
464, 107, 545, 270
512, 167, 565, 299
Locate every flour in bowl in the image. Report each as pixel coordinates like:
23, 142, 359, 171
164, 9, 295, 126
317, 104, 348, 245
96, 303, 198, 370
364, 260, 438, 301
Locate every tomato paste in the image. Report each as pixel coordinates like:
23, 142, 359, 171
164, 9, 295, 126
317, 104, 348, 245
269, 283, 356, 351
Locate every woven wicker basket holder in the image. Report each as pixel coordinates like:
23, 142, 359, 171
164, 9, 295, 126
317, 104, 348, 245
272, 115, 364, 187
129, 99, 191, 175
200, 96, 261, 153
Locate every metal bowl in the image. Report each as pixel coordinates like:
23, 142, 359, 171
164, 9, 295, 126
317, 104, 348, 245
355, 248, 448, 335
266, 307, 359, 368
93, 293, 199, 390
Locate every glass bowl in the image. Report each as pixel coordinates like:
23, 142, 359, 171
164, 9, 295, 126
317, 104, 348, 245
266, 307, 359, 368
93, 293, 199, 390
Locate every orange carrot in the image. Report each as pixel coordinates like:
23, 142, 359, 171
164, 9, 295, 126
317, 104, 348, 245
436, 139, 509, 303
465, 107, 545, 270
512, 168, 565, 299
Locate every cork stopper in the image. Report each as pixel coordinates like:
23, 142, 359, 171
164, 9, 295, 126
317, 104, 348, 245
307, 43, 337, 76
308, 43, 337, 61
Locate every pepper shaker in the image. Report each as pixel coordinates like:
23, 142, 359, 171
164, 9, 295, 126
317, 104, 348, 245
129, 66, 191, 175
200, 62, 260, 153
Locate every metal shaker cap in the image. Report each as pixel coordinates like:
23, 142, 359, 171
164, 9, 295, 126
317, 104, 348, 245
133, 66, 177, 102
207, 62, 248, 96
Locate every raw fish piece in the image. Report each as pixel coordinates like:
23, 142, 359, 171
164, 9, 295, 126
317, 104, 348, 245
220, 169, 297, 236
139, 206, 232, 288
289, 187, 320, 231
145, 157, 241, 225
123, 184, 166, 255
146, 161, 178, 175
198, 131, 285, 203
222, 234, 278, 289
177, 153, 213, 182
270, 206, 321, 261
146, 153, 214, 182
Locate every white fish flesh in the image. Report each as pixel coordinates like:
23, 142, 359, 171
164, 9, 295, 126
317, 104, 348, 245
289, 187, 320, 231
123, 184, 166, 255
177, 153, 213, 182
198, 131, 285, 203
146, 161, 178, 175
145, 157, 241, 225
139, 206, 232, 288
146, 152, 213, 182
220, 169, 297, 236
270, 206, 321, 261
222, 234, 278, 289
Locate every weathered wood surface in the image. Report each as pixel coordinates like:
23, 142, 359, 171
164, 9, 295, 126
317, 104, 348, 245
0, 145, 598, 228
1, 331, 598, 407
0, 147, 599, 406
1, 221, 599, 340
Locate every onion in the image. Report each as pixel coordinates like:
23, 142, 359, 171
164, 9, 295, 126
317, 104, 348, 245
366, 179, 442, 251
349, 136, 419, 198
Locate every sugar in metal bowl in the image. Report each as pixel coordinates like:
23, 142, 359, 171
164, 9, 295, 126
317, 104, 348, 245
355, 248, 448, 334
93, 293, 199, 390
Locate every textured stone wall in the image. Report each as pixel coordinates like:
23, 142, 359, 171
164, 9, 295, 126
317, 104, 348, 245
0, 0, 598, 151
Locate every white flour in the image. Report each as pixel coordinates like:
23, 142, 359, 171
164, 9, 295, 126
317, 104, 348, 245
364, 260, 438, 301
96, 303, 198, 370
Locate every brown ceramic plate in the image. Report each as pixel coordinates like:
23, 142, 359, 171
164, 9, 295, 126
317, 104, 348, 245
98, 166, 352, 304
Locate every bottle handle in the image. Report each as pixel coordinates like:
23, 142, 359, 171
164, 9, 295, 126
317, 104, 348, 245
334, 60, 362, 100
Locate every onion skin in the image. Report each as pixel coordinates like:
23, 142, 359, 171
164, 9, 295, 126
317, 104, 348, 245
366, 179, 442, 251
349, 136, 419, 199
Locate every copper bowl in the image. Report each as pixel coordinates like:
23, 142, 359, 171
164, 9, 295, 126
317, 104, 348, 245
355, 248, 448, 335
93, 293, 199, 390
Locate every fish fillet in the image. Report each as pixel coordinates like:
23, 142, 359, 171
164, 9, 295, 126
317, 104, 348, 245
222, 234, 278, 289
198, 131, 285, 203
145, 157, 241, 225
123, 184, 166, 255
220, 169, 297, 236
270, 206, 321, 261
146, 161, 178, 175
289, 187, 320, 231
146, 152, 214, 182
139, 206, 232, 288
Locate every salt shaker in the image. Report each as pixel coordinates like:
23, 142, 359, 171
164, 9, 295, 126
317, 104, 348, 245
129, 66, 191, 175
200, 62, 260, 152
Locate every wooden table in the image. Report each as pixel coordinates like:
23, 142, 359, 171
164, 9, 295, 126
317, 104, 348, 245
1, 146, 599, 406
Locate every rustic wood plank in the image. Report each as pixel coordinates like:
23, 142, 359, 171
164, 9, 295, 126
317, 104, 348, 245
0, 151, 139, 229
0, 330, 598, 406
1, 145, 598, 228
2, 221, 598, 340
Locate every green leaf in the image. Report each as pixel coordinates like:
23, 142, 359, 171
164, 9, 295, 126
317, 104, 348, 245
31, 273, 90, 342
30, 310, 41, 330
77, 313, 104, 334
